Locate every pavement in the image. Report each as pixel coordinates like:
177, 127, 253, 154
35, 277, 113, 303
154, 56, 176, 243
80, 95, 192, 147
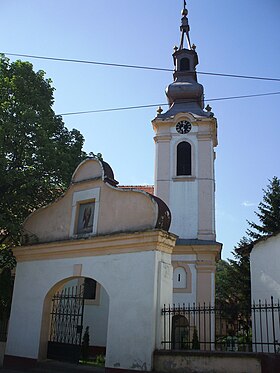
0, 360, 105, 373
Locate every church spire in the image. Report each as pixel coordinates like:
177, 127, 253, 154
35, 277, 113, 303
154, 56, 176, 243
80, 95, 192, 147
179, 1, 192, 50
156, 2, 208, 118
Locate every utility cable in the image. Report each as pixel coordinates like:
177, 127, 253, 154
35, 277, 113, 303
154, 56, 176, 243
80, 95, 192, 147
3, 52, 280, 82
58, 91, 280, 116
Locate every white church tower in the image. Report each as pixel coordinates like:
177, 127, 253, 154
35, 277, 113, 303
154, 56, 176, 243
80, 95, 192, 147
152, 2, 222, 304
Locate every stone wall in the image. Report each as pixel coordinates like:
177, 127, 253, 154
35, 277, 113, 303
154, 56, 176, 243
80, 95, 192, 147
154, 350, 262, 373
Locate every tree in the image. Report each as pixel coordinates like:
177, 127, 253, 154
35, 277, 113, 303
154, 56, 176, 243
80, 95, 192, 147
0, 54, 87, 248
247, 176, 280, 239
216, 177, 280, 324
0, 55, 87, 318
216, 237, 251, 308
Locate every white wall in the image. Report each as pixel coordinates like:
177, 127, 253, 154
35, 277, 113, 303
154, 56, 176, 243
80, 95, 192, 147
83, 287, 109, 347
172, 254, 197, 305
250, 234, 280, 352
61, 278, 109, 347
169, 129, 199, 239
6, 249, 173, 371
251, 234, 280, 301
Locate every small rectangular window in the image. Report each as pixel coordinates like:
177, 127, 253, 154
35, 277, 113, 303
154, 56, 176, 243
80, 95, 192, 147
84, 278, 97, 300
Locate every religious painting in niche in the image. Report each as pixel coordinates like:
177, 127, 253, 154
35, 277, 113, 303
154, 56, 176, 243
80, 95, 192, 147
76, 201, 95, 234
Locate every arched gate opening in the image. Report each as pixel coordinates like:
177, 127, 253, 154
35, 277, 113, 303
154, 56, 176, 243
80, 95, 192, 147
40, 276, 109, 364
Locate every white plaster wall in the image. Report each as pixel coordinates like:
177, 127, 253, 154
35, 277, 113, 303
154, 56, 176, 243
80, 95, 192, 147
169, 131, 199, 239
251, 235, 280, 352
172, 254, 197, 305
155, 120, 216, 241
83, 287, 109, 347
154, 252, 173, 349
251, 235, 280, 301
60, 278, 109, 346
6, 250, 173, 371
173, 263, 197, 305
172, 254, 196, 262
154, 135, 171, 205
169, 182, 198, 238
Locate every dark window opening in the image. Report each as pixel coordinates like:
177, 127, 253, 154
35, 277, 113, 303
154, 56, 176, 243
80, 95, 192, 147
180, 58, 190, 71
84, 278, 97, 299
172, 315, 190, 349
177, 142, 191, 176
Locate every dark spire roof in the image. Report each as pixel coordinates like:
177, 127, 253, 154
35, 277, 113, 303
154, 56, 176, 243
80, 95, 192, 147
157, 3, 209, 119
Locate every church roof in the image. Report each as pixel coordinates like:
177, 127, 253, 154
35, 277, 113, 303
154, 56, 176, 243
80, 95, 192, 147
156, 1, 211, 119
119, 185, 154, 195
236, 230, 280, 256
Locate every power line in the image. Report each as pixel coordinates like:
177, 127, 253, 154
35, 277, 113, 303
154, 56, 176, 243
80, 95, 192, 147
58, 103, 166, 116
3, 52, 280, 82
58, 91, 280, 116
3, 52, 171, 72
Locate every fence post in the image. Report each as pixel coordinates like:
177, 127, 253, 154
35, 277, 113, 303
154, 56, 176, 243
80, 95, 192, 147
271, 296, 276, 354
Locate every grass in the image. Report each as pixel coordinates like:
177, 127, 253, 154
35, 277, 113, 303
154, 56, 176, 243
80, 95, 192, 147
80, 354, 106, 367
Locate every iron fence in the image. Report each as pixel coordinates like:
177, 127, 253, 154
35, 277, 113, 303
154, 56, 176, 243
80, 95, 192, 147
162, 297, 280, 354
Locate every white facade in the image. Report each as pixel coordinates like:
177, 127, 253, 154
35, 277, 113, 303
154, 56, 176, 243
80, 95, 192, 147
4, 6, 223, 371
250, 233, 280, 352
83, 286, 109, 348
5, 159, 176, 371
152, 8, 221, 308
251, 233, 280, 301
6, 237, 174, 371
154, 113, 217, 241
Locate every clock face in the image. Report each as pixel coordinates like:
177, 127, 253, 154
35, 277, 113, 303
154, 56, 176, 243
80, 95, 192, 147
176, 120, 192, 134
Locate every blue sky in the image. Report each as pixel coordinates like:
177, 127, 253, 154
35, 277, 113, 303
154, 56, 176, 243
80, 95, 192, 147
1, 0, 279, 259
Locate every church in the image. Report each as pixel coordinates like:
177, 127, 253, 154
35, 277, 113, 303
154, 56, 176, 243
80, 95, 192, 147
4, 3, 222, 372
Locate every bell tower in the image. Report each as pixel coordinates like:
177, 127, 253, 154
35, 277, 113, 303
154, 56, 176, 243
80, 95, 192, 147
152, 2, 218, 242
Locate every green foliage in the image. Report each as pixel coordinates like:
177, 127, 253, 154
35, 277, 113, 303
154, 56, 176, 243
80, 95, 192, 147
191, 327, 200, 350
247, 176, 280, 239
81, 326, 90, 362
216, 177, 280, 327
95, 354, 105, 366
0, 54, 87, 250
0, 54, 87, 318
216, 238, 251, 310
0, 245, 16, 270
0, 268, 14, 319
0, 245, 16, 317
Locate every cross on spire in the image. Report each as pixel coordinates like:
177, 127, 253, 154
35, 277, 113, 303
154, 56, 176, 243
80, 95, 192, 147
179, 1, 192, 50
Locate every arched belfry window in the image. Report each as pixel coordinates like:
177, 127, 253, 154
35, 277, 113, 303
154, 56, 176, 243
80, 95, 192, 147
180, 58, 190, 71
177, 141, 191, 176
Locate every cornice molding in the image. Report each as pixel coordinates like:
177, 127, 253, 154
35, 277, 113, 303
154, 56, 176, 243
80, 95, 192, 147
14, 230, 177, 262
173, 243, 222, 261
153, 134, 172, 142
197, 132, 212, 141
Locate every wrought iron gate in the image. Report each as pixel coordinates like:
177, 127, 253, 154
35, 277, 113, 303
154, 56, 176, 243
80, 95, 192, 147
47, 284, 85, 363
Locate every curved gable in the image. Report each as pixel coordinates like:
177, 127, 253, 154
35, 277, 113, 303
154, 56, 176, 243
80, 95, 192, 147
23, 159, 171, 244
